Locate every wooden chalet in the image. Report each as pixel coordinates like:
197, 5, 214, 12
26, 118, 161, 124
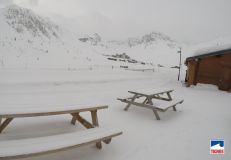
185, 48, 231, 91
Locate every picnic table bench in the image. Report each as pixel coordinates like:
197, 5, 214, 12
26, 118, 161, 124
118, 89, 184, 120
0, 105, 122, 159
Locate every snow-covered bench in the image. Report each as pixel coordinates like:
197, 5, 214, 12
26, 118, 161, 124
0, 127, 122, 159
0, 105, 108, 133
117, 89, 184, 120
0, 105, 123, 159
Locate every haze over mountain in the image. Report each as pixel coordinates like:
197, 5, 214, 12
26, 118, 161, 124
5, 0, 231, 44
0, 5, 184, 69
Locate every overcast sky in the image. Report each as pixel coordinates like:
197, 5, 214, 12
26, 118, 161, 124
1, 0, 231, 44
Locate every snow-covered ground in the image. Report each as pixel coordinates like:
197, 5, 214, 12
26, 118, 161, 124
0, 68, 230, 160
0, 4, 230, 160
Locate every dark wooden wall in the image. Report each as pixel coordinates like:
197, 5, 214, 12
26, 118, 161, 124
186, 53, 231, 91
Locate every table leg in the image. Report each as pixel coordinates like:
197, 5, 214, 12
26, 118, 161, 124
74, 113, 93, 129
146, 97, 153, 105
142, 97, 148, 104
103, 138, 112, 144
0, 118, 13, 133
91, 110, 99, 127
91, 110, 102, 149
71, 113, 78, 125
124, 94, 138, 111
152, 109, 160, 120
167, 92, 172, 101
173, 105, 177, 111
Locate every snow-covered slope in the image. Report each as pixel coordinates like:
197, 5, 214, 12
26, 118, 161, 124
2, 5, 60, 39
0, 5, 183, 69
79, 32, 181, 67
0, 5, 108, 69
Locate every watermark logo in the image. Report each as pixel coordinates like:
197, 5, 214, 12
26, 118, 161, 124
210, 140, 224, 154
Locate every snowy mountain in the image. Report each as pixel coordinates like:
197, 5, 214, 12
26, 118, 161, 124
79, 32, 176, 48
0, 5, 108, 69
3, 5, 60, 39
128, 32, 175, 48
78, 32, 180, 67
79, 33, 102, 46
0, 5, 182, 69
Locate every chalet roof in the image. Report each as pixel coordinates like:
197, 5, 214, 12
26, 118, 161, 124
185, 47, 231, 62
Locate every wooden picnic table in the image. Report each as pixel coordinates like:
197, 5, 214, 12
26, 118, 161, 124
118, 89, 184, 120
0, 105, 107, 137
0, 105, 122, 159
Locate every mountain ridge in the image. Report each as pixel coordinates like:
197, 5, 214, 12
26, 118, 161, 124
79, 31, 177, 48
0, 4, 181, 69
1, 5, 60, 39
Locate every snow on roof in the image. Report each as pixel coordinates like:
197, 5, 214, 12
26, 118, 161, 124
188, 37, 231, 58
193, 43, 231, 56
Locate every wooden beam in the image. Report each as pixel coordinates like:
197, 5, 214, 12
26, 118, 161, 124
90, 110, 102, 149
0, 105, 108, 119
166, 92, 172, 101
90, 110, 111, 144
142, 97, 148, 104
173, 105, 177, 111
91, 110, 99, 127
119, 99, 154, 110
124, 94, 138, 111
71, 113, 78, 125
152, 96, 171, 101
150, 90, 174, 97
146, 97, 153, 105
0, 118, 13, 133
193, 59, 201, 85
128, 91, 149, 97
103, 138, 112, 144
75, 114, 94, 129
152, 109, 160, 120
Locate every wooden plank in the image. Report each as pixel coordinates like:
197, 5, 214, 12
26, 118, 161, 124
118, 98, 162, 111
128, 91, 149, 97
124, 94, 138, 111
160, 100, 184, 112
0, 105, 108, 119
127, 95, 143, 99
0, 118, 13, 133
119, 98, 184, 112
150, 89, 174, 97
0, 128, 122, 160
75, 114, 94, 129
142, 97, 148, 104
152, 96, 172, 101
194, 59, 201, 85
127, 90, 174, 101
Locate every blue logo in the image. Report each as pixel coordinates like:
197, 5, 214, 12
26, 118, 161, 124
210, 140, 224, 154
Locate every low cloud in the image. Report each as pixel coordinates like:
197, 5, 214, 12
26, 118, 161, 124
13, 0, 38, 6
1, 0, 231, 44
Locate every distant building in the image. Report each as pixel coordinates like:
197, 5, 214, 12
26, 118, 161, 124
185, 48, 231, 91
